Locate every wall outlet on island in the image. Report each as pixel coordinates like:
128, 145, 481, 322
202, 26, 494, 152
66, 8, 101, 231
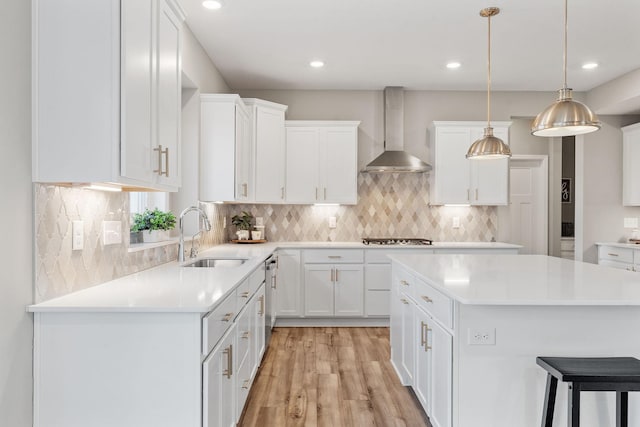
468, 328, 496, 345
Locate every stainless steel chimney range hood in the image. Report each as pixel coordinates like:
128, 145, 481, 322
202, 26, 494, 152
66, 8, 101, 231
363, 87, 432, 173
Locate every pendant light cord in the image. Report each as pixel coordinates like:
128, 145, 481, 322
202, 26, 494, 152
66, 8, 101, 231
563, 0, 568, 90
487, 13, 492, 129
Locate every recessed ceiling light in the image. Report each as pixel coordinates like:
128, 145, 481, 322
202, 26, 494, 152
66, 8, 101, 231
310, 60, 325, 68
202, 0, 223, 10
446, 62, 461, 69
582, 62, 598, 70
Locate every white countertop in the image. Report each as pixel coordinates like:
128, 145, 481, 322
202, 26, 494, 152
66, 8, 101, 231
389, 254, 640, 306
27, 241, 520, 313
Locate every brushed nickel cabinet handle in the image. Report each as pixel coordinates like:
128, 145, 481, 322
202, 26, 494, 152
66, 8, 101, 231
423, 322, 432, 352
259, 295, 264, 316
164, 147, 169, 177
420, 321, 427, 347
608, 253, 619, 257
324, 187, 327, 200
328, 255, 342, 259
400, 298, 409, 305
241, 379, 250, 389
153, 145, 163, 175
400, 280, 409, 286
241, 331, 250, 339
223, 345, 233, 378
475, 188, 478, 201
421, 295, 433, 303
222, 312, 234, 322
330, 268, 335, 282
240, 291, 250, 298
242, 183, 248, 197
335, 268, 339, 282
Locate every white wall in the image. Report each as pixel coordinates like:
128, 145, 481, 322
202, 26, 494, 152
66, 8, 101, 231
0, 0, 33, 425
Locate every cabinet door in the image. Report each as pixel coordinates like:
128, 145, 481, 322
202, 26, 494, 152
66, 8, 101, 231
203, 325, 236, 427
414, 309, 432, 411
254, 285, 266, 374
322, 126, 358, 204
433, 127, 472, 204
390, 291, 406, 383
401, 297, 415, 384
236, 106, 252, 201
304, 265, 334, 316
285, 127, 320, 203
334, 264, 364, 316
469, 127, 509, 205
430, 320, 453, 427
276, 250, 302, 317
120, 0, 154, 183
155, 0, 181, 188
254, 107, 286, 202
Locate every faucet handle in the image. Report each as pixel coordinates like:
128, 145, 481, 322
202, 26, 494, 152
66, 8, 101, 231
190, 230, 203, 258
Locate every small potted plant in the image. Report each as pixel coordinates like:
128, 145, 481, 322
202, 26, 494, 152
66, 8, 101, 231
130, 208, 176, 243
231, 211, 253, 240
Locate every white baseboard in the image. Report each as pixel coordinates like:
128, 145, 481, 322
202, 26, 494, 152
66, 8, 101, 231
274, 317, 389, 327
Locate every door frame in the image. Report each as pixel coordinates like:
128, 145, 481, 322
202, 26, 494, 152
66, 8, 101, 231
498, 154, 549, 254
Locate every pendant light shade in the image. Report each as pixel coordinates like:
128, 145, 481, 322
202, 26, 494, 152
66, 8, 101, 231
466, 7, 511, 160
531, 0, 600, 137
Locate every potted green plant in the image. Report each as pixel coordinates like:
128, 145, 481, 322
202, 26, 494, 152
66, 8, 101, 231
130, 208, 176, 243
231, 211, 253, 240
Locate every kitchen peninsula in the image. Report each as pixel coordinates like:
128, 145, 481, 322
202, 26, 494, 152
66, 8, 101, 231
389, 254, 640, 427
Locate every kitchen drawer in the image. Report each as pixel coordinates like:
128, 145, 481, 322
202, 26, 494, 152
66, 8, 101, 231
414, 278, 453, 330
393, 264, 415, 298
236, 278, 253, 306
202, 293, 237, 355
304, 249, 364, 264
235, 304, 252, 369
365, 249, 433, 264
598, 246, 634, 264
235, 349, 253, 420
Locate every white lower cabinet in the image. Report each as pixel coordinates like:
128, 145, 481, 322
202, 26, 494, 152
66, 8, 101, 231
304, 263, 364, 316
391, 262, 453, 427
203, 324, 236, 427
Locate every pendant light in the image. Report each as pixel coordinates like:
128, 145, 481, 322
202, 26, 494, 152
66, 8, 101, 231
466, 7, 511, 159
531, 0, 600, 137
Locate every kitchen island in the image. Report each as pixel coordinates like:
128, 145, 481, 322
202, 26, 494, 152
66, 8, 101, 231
389, 254, 640, 427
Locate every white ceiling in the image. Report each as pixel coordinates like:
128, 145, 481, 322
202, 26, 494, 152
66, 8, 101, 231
181, 0, 640, 92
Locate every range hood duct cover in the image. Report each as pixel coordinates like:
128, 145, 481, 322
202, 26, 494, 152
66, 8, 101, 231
363, 87, 432, 173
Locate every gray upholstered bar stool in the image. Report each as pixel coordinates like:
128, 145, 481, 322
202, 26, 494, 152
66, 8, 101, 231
536, 357, 640, 427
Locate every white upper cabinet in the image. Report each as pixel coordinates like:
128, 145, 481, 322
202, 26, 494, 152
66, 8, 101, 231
285, 121, 360, 204
623, 122, 640, 206
244, 99, 288, 203
200, 94, 252, 202
33, 0, 185, 191
430, 121, 511, 205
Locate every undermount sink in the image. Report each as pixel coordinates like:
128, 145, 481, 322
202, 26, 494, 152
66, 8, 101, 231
182, 258, 248, 268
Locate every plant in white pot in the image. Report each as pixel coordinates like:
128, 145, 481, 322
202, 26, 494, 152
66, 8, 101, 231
130, 208, 176, 243
231, 211, 253, 240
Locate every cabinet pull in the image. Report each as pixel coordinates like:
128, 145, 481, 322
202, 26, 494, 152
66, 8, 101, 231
153, 145, 169, 176
330, 268, 335, 282
324, 187, 327, 200
335, 268, 339, 282
400, 298, 409, 305
467, 189, 470, 201
242, 183, 248, 197
328, 255, 342, 259
241, 379, 251, 389
608, 253, 619, 257
420, 321, 427, 347
240, 291, 250, 298
281, 187, 285, 199
421, 295, 433, 303
422, 322, 432, 352
242, 331, 250, 339
475, 188, 478, 201
222, 312, 234, 322
400, 280, 409, 287
223, 345, 233, 378
259, 296, 264, 316
315, 187, 318, 200
271, 275, 277, 289
164, 147, 169, 177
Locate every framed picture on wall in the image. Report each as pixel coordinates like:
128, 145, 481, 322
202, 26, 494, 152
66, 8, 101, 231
561, 178, 572, 203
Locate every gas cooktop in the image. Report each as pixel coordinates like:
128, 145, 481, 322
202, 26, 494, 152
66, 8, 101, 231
362, 238, 433, 246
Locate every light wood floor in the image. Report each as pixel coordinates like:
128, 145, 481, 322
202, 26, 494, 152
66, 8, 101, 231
239, 327, 431, 427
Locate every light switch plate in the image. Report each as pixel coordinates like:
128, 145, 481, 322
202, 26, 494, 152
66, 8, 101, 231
102, 221, 122, 245
72, 220, 84, 250
624, 217, 638, 229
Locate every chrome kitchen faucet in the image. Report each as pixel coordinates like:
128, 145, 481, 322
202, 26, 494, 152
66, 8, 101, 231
178, 206, 212, 263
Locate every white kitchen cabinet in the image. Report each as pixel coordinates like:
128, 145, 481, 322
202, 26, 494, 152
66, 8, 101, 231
304, 264, 364, 316
430, 318, 453, 427
304, 264, 335, 316
596, 243, 637, 271
275, 250, 302, 317
203, 324, 236, 427
252, 286, 266, 378
414, 307, 432, 410
623, 122, 640, 206
430, 121, 511, 205
32, 0, 185, 191
200, 94, 252, 202
244, 98, 288, 203
285, 121, 360, 204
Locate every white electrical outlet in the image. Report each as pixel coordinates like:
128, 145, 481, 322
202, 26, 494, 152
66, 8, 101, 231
467, 328, 496, 345
102, 221, 122, 245
72, 220, 84, 250
223, 216, 227, 228
452, 216, 460, 229
329, 216, 337, 228
624, 217, 639, 229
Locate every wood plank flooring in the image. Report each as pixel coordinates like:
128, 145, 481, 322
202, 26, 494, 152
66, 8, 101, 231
239, 327, 431, 427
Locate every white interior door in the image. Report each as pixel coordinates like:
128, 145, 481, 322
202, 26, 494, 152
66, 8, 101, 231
497, 156, 548, 255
